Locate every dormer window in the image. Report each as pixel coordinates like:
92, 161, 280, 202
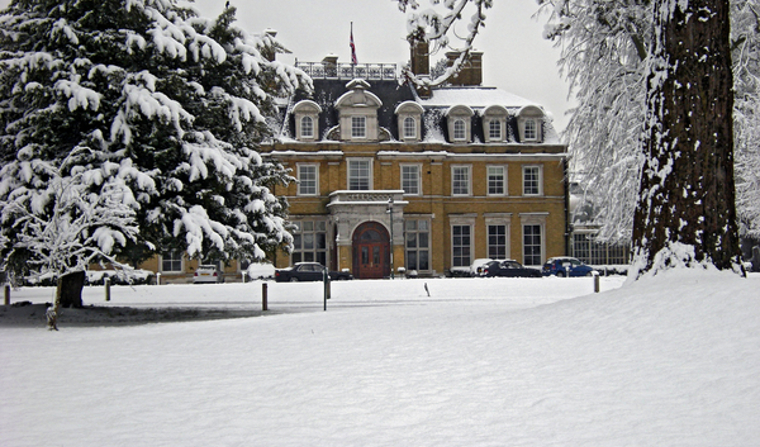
446, 105, 473, 143
335, 79, 383, 142
483, 105, 508, 143
517, 105, 544, 143
293, 100, 321, 142
395, 101, 424, 142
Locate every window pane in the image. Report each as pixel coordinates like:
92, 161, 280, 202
453, 119, 466, 140
406, 250, 417, 270
419, 251, 429, 270
407, 232, 417, 248
452, 167, 469, 195
352, 116, 366, 138
402, 165, 419, 195
316, 233, 326, 249
349, 160, 371, 190
487, 166, 505, 195
452, 224, 471, 267
303, 233, 314, 249
523, 224, 542, 266
418, 232, 428, 248
301, 116, 313, 138
403, 117, 416, 139
291, 220, 328, 267
525, 119, 537, 140
298, 165, 317, 195
489, 120, 501, 140
523, 166, 541, 195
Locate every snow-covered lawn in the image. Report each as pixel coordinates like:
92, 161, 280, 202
2, 272, 759, 446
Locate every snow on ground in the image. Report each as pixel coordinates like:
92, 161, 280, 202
1, 272, 759, 447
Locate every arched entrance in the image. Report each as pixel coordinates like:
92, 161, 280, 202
352, 221, 390, 279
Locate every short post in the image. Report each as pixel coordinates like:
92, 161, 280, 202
593, 271, 600, 293
241, 271, 248, 284
105, 278, 111, 301
156, 272, 161, 286
4, 284, 10, 306
262, 283, 268, 311
323, 269, 330, 311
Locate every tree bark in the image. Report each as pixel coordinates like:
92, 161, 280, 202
57, 271, 86, 309
633, 0, 742, 274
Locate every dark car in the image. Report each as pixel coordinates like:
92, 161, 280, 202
482, 260, 542, 278
274, 262, 353, 282
542, 257, 596, 277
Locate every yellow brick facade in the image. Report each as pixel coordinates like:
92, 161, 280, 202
266, 140, 568, 278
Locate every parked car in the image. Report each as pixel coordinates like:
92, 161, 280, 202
274, 262, 353, 282
245, 262, 275, 280
542, 257, 596, 277
470, 258, 497, 277
482, 260, 542, 278
193, 264, 224, 283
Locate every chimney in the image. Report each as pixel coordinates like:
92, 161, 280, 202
322, 54, 338, 77
445, 51, 483, 86
410, 40, 430, 76
409, 39, 432, 98
262, 29, 278, 62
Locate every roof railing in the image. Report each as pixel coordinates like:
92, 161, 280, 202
296, 62, 397, 81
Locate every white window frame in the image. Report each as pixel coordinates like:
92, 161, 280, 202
524, 119, 537, 141
403, 116, 417, 140
485, 213, 512, 260
401, 164, 422, 196
300, 116, 314, 139
451, 223, 473, 268
297, 163, 319, 196
520, 213, 547, 266
347, 158, 373, 190
453, 118, 467, 141
488, 119, 502, 141
522, 165, 543, 196
487, 165, 507, 196
291, 220, 328, 266
487, 224, 508, 260
161, 251, 183, 273
451, 165, 471, 196
351, 116, 367, 139
405, 218, 431, 272
522, 224, 544, 266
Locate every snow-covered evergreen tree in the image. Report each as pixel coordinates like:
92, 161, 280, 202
0, 0, 309, 303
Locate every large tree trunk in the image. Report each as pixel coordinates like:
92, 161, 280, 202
632, 0, 742, 275
57, 271, 86, 309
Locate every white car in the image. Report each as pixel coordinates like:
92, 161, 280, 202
193, 264, 224, 283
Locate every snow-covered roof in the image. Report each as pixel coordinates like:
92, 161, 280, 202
419, 87, 535, 110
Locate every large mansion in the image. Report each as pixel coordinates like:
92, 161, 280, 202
262, 43, 569, 279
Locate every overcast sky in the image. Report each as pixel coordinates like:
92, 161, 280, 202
0, 0, 574, 131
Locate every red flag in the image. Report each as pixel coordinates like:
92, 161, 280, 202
350, 24, 357, 65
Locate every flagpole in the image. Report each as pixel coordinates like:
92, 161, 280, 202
350, 22, 357, 78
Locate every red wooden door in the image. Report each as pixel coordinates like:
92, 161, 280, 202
352, 222, 390, 279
